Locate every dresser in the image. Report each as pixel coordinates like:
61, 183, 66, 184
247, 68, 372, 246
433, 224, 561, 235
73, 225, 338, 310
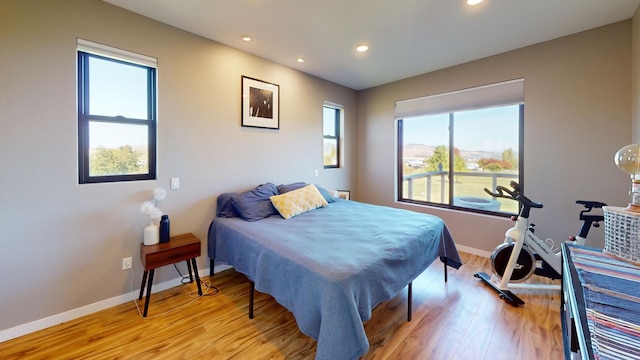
561, 243, 640, 359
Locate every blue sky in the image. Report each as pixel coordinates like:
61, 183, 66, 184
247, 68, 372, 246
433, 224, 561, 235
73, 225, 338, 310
88, 56, 149, 148
402, 105, 520, 152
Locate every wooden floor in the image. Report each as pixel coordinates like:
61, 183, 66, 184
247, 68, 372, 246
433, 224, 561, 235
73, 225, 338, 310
0, 252, 564, 359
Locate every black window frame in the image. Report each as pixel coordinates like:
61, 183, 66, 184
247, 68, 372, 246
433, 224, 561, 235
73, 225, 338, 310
77, 51, 157, 184
323, 105, 341, 169
397, 104, 524, 217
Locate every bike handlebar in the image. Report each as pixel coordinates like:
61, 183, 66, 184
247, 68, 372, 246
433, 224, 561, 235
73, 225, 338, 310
483, 185, 512, 198
484, 181, 543, 210
484, 181, 607, 221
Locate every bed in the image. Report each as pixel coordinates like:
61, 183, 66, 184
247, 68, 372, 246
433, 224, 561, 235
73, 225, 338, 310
207, 183, 462, 360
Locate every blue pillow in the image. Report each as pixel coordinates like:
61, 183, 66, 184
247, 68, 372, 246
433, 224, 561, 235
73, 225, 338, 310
216, 192, 238, 218
230, 183, 279, 221
277, 182, 336, 203
316, 185, 337, 203
276, 182, 307, 193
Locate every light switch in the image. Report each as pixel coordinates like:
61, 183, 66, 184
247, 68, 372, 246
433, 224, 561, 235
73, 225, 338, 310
170, 178, 180, 190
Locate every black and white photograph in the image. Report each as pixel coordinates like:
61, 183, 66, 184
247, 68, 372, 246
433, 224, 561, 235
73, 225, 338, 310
242, 76, 279, 129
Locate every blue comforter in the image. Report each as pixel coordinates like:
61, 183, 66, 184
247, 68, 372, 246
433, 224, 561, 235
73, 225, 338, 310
208, 199, 461, 360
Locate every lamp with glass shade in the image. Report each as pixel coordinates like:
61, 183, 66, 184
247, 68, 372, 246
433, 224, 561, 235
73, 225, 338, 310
614, 143, 640, 212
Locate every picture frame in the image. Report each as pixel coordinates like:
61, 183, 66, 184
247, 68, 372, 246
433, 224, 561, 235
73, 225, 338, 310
241, 76, 279, 129
336, 190, 350, 200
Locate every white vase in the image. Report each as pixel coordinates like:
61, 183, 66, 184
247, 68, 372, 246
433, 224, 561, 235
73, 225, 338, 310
143, 222, 159, 245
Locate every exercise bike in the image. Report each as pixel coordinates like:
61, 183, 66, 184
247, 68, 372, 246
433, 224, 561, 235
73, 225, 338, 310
474, 181, 606, 306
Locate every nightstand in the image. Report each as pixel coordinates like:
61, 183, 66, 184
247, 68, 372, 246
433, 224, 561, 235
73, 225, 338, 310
138, 233, 203, 317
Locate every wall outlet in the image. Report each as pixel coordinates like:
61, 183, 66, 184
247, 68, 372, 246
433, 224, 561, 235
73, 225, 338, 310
122, 257, 132, 270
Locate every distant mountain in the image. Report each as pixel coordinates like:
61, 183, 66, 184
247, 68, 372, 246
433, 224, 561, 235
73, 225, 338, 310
403, 144, 435, 158
403, 143, 508, 161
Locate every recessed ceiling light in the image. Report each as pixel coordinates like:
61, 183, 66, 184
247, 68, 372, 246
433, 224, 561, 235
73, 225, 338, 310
297, 58, 304, 63
467, 0, 483, 5
242, 35, 252, 42
356, 45, 369, 52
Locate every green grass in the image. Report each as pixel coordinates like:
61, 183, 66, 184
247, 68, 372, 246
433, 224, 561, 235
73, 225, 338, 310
403, 173, 519, 214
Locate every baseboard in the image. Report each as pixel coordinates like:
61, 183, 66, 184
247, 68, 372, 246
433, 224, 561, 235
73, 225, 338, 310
456, 244, 491, 258
1, 248, 486, 344
0, 264, 231, 343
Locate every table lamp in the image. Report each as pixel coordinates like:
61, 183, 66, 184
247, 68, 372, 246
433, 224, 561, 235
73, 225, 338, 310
614, 143, 640, 212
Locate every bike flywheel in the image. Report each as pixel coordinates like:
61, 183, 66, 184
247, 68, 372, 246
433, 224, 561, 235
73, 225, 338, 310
490, 242, 536, 282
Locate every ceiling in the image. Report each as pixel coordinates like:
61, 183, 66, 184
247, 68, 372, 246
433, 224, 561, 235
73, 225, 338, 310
103, 0, 640, 90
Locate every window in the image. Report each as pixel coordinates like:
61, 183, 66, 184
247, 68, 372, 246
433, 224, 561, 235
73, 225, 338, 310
323, 103, 342, 168
396, 79, 524, 216
77, 39, 157, 184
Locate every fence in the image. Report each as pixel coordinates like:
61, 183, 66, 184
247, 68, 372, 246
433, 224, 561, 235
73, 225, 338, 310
403, 171, 518, 203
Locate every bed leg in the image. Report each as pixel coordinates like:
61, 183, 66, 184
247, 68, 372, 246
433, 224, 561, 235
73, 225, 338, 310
407, 282, 412, 322
444, 260, 448, 283
209, 259, 215, 277
249, 281, 255, 319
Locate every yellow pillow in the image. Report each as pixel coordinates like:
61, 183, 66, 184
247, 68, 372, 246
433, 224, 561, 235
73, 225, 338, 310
270, 184, 329, 219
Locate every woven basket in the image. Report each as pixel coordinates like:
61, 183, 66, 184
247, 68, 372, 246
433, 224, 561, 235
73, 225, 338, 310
603, 206, 640, 265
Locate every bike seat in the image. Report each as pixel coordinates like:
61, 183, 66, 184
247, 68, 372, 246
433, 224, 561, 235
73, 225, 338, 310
576, 200, 607, 209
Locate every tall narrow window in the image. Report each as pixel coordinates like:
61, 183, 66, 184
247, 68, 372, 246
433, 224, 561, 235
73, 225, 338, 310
323, 103, 342, 168
396, 79, 524, 216
77, 39, 157, 184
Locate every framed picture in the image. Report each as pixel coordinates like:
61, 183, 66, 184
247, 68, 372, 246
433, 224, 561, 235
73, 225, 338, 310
241, 76, 279, 129
336, 190, 350, 200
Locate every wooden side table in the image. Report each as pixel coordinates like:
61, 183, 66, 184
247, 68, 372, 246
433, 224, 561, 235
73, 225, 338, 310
138, 233, 203, 317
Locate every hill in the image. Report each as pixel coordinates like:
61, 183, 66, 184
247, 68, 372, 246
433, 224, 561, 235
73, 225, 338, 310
403, 143, 508, 161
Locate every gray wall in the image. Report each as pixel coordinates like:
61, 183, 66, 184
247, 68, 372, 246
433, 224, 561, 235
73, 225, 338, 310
634, 6, 640, 141
1, 0, 638, 340
0, 0, 356, 333
356, 21, 632, 255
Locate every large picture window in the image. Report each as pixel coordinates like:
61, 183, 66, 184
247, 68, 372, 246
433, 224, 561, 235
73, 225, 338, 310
396, 79, 524, 215
77, 39, 157, 184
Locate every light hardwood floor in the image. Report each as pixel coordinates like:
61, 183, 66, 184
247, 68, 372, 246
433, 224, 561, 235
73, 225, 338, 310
0, 252, 564, 359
